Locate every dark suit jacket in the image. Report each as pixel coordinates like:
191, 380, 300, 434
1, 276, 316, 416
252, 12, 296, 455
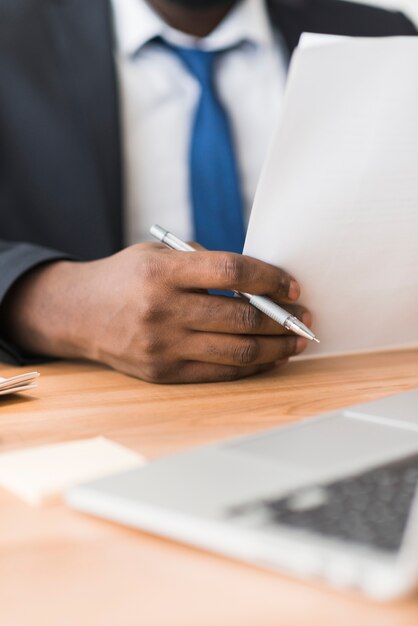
0, 0, 416, 363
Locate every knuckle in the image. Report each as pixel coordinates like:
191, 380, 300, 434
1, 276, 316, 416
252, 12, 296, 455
218, 254, 245, 286
142, 360, 170, 384
138, 252, 165, 283
238, 304, 262, 332
215, 366, 242, 382
141, 335, 162, 357
137, 289, 166, 325
234, 338, 260, 365
278, 272, 291, 296
215, 364, 266, 382
281, 336, 298, 357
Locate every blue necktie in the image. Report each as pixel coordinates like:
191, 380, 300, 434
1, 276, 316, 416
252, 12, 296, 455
158, 41, 246, 253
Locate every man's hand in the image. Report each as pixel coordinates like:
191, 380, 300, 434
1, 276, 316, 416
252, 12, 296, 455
1, 243, 311, 383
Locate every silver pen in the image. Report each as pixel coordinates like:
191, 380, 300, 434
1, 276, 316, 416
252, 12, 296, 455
150, 225, 320, 343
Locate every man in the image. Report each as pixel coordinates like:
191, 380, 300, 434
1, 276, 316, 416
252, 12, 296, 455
0, 0, 415, 383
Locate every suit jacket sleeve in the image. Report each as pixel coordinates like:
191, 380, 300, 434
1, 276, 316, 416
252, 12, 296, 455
0, 240, 73, 365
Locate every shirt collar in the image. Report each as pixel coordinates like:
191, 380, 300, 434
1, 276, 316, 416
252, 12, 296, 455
111, 0, 276, 58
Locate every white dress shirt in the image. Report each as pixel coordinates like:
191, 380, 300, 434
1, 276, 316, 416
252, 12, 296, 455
110, 0, 288, 245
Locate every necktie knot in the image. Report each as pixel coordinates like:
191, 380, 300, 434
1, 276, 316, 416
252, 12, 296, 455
168, 46, 217, 88
154, 38, 242, 87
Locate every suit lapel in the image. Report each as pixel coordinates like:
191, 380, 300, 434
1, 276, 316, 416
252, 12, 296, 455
45, 0, 123, 252
267, 0, 417, 55
267, 0, 312, 56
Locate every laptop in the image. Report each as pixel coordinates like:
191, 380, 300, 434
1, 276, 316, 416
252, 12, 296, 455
67, 388, 418, 601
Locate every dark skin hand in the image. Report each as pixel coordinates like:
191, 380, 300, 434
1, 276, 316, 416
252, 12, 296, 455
1, 245, 311, 383
0, 0, 312, 383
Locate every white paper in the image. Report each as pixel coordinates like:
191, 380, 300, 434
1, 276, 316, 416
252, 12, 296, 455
0, 437, 145, 505
299, 32, 349, 49
244, 36, 418, 357
0, 372, 39, 396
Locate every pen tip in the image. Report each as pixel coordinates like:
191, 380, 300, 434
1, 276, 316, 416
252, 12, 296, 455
313, 338, 320, 344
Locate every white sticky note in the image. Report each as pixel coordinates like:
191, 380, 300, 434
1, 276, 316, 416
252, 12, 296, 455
0, 437, 145, 505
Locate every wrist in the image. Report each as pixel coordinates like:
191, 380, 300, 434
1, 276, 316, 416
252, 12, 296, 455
0, 260, 94, 360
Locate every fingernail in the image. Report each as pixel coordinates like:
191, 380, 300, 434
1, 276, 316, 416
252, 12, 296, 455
288, 280, 300, 301
296, 337, 308, 354
302, 312, 313, 327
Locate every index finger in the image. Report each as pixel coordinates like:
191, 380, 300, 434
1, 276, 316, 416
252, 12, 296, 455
169, 250, 300, 303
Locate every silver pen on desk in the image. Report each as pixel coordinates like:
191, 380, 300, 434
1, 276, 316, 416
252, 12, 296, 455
150, 225, 320, 344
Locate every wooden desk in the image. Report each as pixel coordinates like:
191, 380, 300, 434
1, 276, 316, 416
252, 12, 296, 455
1, 349, 418, 626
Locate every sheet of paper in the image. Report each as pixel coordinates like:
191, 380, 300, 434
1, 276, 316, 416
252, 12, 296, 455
0, 437, 145, 505
0, 372, 39, 396
244, 35, 418, 357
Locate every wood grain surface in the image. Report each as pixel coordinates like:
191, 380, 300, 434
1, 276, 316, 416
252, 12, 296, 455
1, 349, 417, 626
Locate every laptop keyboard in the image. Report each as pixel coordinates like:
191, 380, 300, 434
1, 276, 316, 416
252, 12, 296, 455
234, 453, 418, 553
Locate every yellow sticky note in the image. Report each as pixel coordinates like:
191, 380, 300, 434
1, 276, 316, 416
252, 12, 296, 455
0, 437, 145, 505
